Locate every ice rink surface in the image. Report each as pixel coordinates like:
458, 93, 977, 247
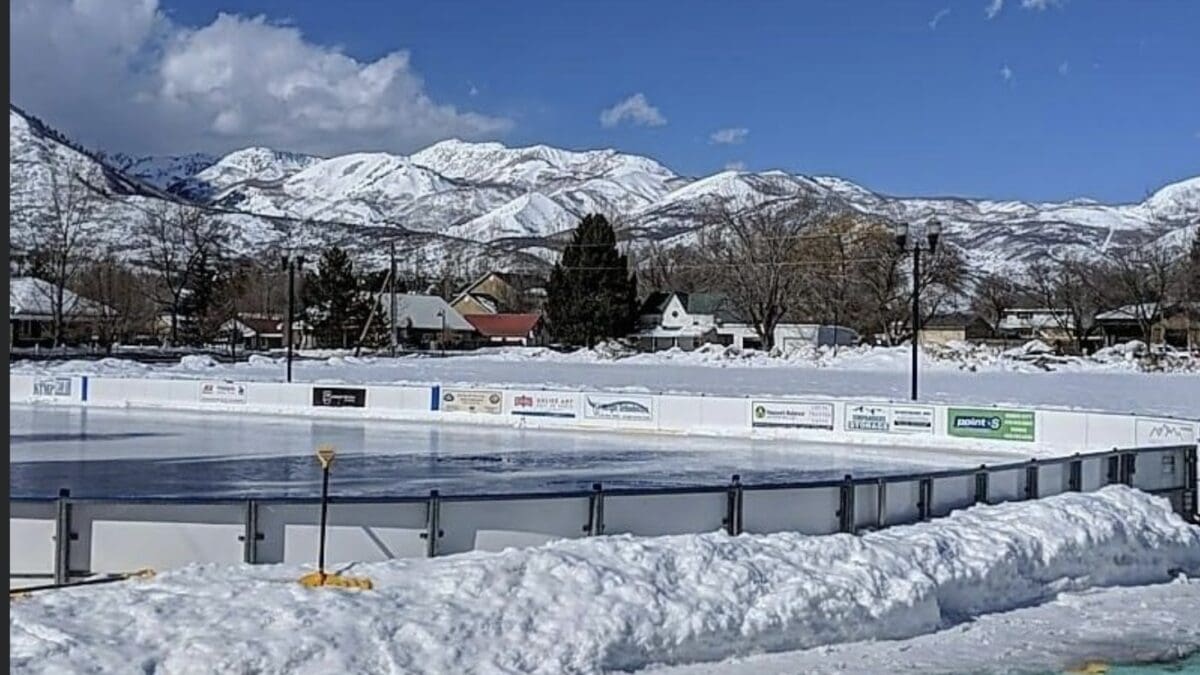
9, 405, 1020, 499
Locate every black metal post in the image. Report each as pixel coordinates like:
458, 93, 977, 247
389, 242, 398, 358
286, 259, 295, 383
317, 461, 331, 576
911, 246, 921, 401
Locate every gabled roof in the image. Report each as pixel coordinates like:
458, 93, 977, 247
9, 277, 110, 318
379, 293, 475, 331
463, 313, 542, 338
638, 291, 743, 323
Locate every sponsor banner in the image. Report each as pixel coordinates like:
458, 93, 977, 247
891, 405, 935, 433
751, 400, 834, 430
1135, 418, 1197, 447
510, 391, 579, 418
583, 394, 654, 421
32, 376, 73, 399
441, 388, 503, 415
947, 407, 1035, 442
312, 386, 367, 408
199, 381, 247, 404
845, 403, 935, 434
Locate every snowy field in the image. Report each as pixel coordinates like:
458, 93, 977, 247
10, 488, 1200, 674
9, 405, 1022, 499
11, 344, 1200, 419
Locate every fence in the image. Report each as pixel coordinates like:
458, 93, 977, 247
10, 444, 1197, 585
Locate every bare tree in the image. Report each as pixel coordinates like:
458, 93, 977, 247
1101, 245, 1184, 344
11, 168, 103, 346
971, 272, 1024, 336
135, 202, 230, 346
695, 197, 836, 349
73, 257, 157, 352
853, 224, 908, 344
1023, 254, 1105, 353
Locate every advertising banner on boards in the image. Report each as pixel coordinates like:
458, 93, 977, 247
751, 400, 834, 430
441, 389, 503, 415
583, 394, 654, 421
844, 403, 934, 434
312, 386, 367, 408
31, 376, 73, 399
947, 407, 1035, 442
199, 381, 247, 404
1134, 418, 1197, 446
509, 391, 579, 418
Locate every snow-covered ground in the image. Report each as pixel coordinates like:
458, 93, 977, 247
13, 343, 1200, 418
10, 488, 1200, 674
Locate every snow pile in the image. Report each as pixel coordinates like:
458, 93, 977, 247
10, 488, 1200, 674
177, 354, 220, 370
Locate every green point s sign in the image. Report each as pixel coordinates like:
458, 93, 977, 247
947, 407, 1036, 442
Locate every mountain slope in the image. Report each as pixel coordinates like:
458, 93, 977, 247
8, 105, 1198, 278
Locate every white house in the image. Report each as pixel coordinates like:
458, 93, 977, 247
378, 293, 476, 349
9, 276, 111, 346
632, 291, 859, 352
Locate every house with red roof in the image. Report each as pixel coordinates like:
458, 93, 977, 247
463, 313, 546, 347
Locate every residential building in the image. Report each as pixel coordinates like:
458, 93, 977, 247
9, 277, 111, 347
464, 313, 545, 346
920, 313, 993, 346
632, 291, 859, 351
378, 293, 476, 349
216, 315, 317, 351
1096, 302, 1200, 349
450, 271, 548, 315
997, 308, 1076, 346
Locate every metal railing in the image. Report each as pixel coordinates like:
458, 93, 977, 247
10, 444, 1197, 585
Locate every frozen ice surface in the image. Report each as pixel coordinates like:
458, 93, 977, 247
9, 406, 1020, 499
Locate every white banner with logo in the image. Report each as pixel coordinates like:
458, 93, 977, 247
32, 376, 74, 399
509, 391, 579, 418
751, 400, 834, 430
1134, 418, 1197, 447
441, 388, 503, 415
583, 394, 654, 422
199, 381, 247, 404
844, 403, 935, 434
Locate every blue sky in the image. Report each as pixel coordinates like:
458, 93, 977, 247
11, 0, 1199, 202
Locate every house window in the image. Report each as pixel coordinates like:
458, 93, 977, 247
670, 310, 679, 318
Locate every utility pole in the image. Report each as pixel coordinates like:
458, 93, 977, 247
389, 242, 398, 358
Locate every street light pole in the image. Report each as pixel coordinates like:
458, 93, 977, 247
281, 255, 305, 383
437, 309, 447, 358
389, 242, 398, 358
894, 219, 941, 401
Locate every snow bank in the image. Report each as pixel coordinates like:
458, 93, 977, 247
10, 487, 1200, 674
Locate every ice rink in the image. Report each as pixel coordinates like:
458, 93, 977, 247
9, 405, 1020, 499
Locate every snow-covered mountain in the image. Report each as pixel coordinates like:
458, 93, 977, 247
9, 104, 1199, 277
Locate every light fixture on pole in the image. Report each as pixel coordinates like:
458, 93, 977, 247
436, 309, 447, 358
893, 218, 941, 401
280, 254, 306, 383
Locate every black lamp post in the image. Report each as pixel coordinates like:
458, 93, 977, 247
436, 309, 447, 358
280, 254, 306, 383
894, 218, 941, 401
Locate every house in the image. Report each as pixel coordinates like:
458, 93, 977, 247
378, 293, 477, 349
920, 313, 993, 346
216, 315, 317, 351
464, 313, 545, 346
9, 277, 111, 347
1096, 302, 1200, 349
449, 271, 548, 315
996, 308, 1076, 346
631, 291, 859, 352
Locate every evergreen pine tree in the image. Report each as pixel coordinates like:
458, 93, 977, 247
546, 214, 638, 347
1189, 231, 1200, 302
303, 246, 369, 348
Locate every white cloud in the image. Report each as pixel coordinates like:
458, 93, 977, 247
1058, 60, 1071, 76
599, 93, 667, 128
10, 0, 511, 156
929, 7, 951, 30
709, 127, 749, 145
986, 0, 1063, 18
1001, 64, 1014, 82
724, 161, 747, 172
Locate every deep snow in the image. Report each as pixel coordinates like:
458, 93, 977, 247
9, 488, 1200, 674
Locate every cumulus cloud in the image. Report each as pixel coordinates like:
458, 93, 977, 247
599, 93, 667, 128
709, 127, 749, 145
929, 7, 951, 30
10, 0, 511, 156
985, 0, 1005, 19
1001, 64, 1014, 82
